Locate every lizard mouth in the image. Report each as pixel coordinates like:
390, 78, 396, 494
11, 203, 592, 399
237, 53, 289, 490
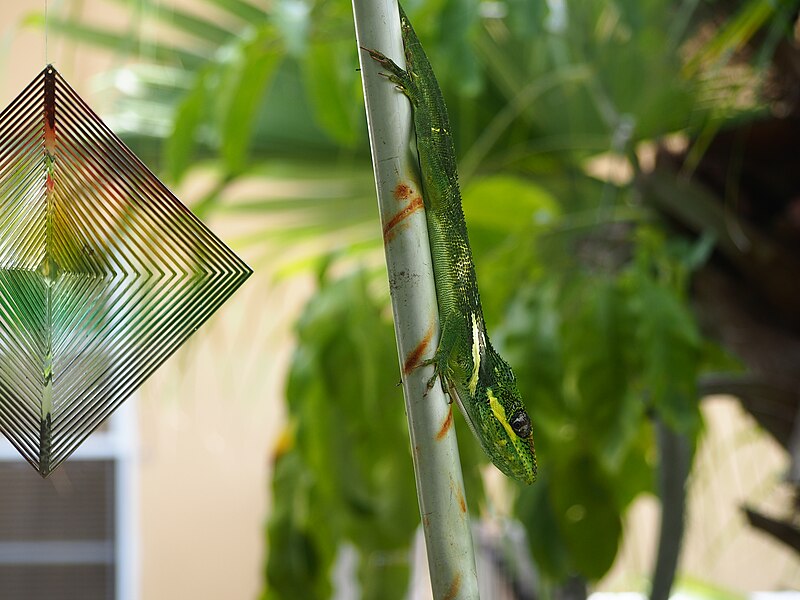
496, 432, 537, 485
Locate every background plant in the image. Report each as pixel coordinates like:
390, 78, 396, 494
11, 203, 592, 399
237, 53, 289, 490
33, 0, 800, 597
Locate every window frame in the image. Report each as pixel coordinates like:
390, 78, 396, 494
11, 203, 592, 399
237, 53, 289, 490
0, 401, 139, 600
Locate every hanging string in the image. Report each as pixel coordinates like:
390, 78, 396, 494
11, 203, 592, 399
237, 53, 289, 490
44, 0, 49, 65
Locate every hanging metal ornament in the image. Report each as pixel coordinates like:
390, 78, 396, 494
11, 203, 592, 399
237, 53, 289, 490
0, 65, 252, 476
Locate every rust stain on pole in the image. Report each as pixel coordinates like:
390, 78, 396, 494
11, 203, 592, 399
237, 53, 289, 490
403, 320, 434, 375
394, 182, 413, 200
442, 574, 462, 600
449, 475, 467, 513
436, 406, 453, 441
383, 192, 424, 243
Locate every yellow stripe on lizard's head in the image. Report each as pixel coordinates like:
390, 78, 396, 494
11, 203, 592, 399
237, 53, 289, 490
482, 382, 537, 485
488, 388, 515, 440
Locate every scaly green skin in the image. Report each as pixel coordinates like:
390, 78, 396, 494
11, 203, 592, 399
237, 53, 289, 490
366, 6, 537, 484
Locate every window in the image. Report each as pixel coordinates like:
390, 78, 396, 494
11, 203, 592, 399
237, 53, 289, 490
0, 402, 137, 600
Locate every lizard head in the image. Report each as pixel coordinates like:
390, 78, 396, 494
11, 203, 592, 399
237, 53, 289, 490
471, 353, 537, 485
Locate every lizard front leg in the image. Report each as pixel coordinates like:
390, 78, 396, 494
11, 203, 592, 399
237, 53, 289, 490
362, 47, 420, 105
420, 310, 467, 397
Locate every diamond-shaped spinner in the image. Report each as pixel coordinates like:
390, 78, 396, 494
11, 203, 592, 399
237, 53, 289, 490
0, 65, 252, 476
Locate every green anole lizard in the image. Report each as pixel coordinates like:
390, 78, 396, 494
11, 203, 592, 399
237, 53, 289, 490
365, 5, 537, 484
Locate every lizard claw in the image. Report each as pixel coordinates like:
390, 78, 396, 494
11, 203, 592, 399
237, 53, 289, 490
419, 354, 453, 398
423, 373, 437, 397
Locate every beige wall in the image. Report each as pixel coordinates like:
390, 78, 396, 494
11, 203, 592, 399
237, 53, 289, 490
135, 274, 299, 600
1, 2, 799, 598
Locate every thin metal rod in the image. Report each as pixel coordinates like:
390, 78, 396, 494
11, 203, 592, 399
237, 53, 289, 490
352, 1, 480, 598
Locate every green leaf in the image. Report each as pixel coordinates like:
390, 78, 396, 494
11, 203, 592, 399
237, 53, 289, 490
218, 30, 282, 174
550, 454, 623, 580
686, 0, 775, 74
202, 0, 268, 23
24, 13, 205, 68
562, 278, 631, 446
608, 422, 656, 509
302, 40, 363, 147
631, 273, 701, 433
106, 0, 235, 45
166, 69, 210, 182
153, 7, 235, 46
462, 176, 559, 316
437, 0, 482, 96
462, 175, 559, 234
517, 471, 571, 580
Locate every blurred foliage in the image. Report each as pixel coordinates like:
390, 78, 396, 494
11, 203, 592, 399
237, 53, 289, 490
34, 0, 798, 595
504, 223, 709, 580
264, 268, 489, 599
264, 271, 420, 600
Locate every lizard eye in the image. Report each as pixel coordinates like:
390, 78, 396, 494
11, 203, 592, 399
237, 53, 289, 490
509, 410, 532, 438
